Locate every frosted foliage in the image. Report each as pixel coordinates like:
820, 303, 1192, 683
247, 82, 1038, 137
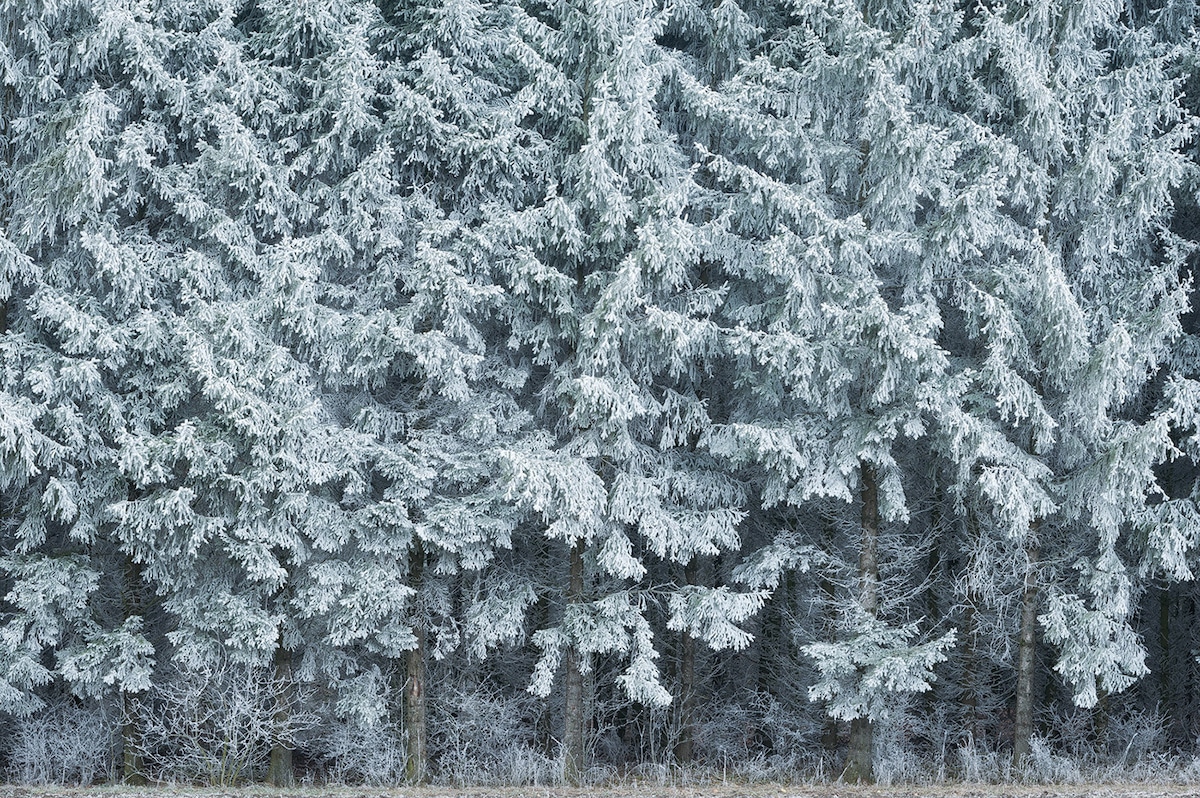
733, 535, 814, 589
463, 580, 537, 660
530, 593, 671, 707
0, 0, 1198, 783
1041, 558, 1151, 709
804, 611, 956, 722
58, 616, 155, 696
666, 585, 767, 650
431, 686, 558, 785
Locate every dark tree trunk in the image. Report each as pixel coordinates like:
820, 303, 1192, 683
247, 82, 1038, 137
564, 539, 586, 784
121, 691, 144, 785
121, 556, 146, 785
1160, 586, 1172, 714
532, 546, 554, 755
674, 558, 699, 764
267, 646, 295, 787
845, 460, 879, 784
1013, 538, 1040, 765
405, 543, 427, 784
962, 511, 981, 742
818, 519, 839, 755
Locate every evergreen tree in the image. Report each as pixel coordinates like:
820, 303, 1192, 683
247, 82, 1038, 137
681, 0, 970, 780
482, 0, 769, 780
931, 0, 1193, 762
0, 0, 163, 734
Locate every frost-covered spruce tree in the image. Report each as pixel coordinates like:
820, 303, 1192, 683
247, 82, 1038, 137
674, 0, 971, 781
2, 0, 563, 785
0, 0, 375, 784
923, 0, 1194, 764
248, 0, 552, 782
1143, 0, 1200, 748
0, 0, 177, 779
473, 0, 770, 780
665, 0, 1194, 778
97, 0, 547, 783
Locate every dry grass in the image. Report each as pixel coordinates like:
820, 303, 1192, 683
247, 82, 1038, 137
5, 785, 1200, 798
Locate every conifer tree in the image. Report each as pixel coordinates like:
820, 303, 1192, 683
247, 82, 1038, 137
239, 0, 549, 781
0, 0, 162, 735
481, 0, 767, 781
928, 0, 1193, 761
677, 0, 970, 780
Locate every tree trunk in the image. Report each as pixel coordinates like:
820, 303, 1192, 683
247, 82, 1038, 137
532, 550, 554, 756
1160, 585, 1172, 714
564, 539, 586, 784
963, 511, 981, 742
121, 691, 144, 785
1189, 595, 1199, 745
121, 556, 146, 785
267, 646, 295, 787
845, 459, 879, 784
674, 558, 699, 764
1013, 538, 1040, 765
818, 519, 839, 755
405, 543, 427, 784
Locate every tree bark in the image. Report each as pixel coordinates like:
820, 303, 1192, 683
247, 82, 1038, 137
845, 459, 879, 784
532, 548, 554, 755
963, 511, 981, 742
121, 690, 144, 785
121, 556, 146, 785
674, 558, 699, 764
819, 519, 839, 755
1160, 585, 1172, 710
404, 542, 427, 784
564, 539, 586, 784
1013, 537, 1040, 765
267, 646, 295, 787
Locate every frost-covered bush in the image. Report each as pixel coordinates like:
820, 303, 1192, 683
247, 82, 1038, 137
298, 667, 407, 785
956, 735, 1011, 784
950, 707, 1181, 786
0, 715, 11, 777
873, 697, 934, 785
308, 714, 407, 785
429, 683, 558, 785
691, 692, 820, 779
1105, 709, 1170, 766
1040, 706, 1175, 781
8, 701, 115, 785
692, 697, 759, 766
133, 659, 311, 785
1022, 735, 1085, 783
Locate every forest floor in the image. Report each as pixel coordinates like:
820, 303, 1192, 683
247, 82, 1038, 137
5, 785, 1200, 798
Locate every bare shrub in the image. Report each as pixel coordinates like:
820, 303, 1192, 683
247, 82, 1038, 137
950, 707, 1184, 786
308, 713, 407, 785
429, 683, 558, 785
956, 733, 1011, 783
299, 667, 407, 785
873, 698, 931, 785
131, 657, 313, 785
693, 698, 759, 766
692, 692, 818, 781
1023, 734, 1085, 783
1103, 708, 1169, 767
8, 700, 116, 785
